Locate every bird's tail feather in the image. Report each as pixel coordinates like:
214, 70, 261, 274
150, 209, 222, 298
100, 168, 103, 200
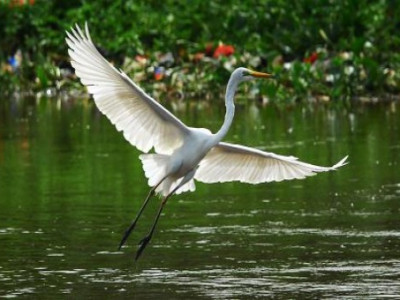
139, 154, 196, 196
139, 154, 169, 188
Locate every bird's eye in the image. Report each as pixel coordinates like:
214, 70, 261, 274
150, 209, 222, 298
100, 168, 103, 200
242, 70, 250, 77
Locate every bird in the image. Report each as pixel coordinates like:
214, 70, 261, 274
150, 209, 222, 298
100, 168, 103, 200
66, 24, 348, 261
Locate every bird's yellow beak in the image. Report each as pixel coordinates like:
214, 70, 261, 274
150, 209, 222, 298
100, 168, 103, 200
249, 70, 274, 79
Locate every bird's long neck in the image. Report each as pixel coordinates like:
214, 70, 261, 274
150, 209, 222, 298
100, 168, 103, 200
213, 77, 239, 144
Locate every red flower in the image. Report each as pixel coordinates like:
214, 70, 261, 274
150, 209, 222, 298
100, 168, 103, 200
303, 52, 318, 64
213, 44, 235, 58
9, 0, 34, 7
154, 67, 165, 81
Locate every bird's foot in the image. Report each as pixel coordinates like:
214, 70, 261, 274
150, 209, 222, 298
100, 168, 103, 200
135, 235, 152, 261
118, 223, 137, 251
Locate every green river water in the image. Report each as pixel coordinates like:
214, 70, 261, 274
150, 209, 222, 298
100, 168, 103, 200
0, 97, 399, 298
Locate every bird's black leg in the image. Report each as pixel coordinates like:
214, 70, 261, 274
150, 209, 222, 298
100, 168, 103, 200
118, 182, 161, 250
135, 169, 197, 261
135, 194, 170, 261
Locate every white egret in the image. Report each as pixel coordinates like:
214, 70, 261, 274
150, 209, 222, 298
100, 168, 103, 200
66, 24, 348, 260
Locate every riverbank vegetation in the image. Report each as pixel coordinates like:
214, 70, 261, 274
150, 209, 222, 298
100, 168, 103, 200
1, 0, 399, 105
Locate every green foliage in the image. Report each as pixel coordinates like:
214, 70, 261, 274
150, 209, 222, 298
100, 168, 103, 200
1, 0, 400, 103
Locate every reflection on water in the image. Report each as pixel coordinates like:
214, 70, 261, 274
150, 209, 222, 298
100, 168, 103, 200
0, 96, 399, 298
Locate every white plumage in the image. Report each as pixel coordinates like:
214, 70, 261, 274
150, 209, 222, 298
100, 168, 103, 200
196, 142, 348, 183
66, 23, 348, 260
66, 25, 189, 155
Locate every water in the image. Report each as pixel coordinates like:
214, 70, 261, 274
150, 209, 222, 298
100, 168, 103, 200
0, 97, 399, 298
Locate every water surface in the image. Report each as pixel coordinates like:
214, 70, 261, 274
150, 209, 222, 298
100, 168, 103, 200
0, 97, 399, 298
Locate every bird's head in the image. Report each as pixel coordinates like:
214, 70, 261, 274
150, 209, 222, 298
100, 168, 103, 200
233, 67, 274, 83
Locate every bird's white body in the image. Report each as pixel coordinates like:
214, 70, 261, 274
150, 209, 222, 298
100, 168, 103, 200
66, 24, 348, 259
142, 127, 215, 196
169, 127, 214, 176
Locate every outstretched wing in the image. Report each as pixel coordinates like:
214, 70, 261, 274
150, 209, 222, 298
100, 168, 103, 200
66, 23, 190, 154
195, 142, 348, 184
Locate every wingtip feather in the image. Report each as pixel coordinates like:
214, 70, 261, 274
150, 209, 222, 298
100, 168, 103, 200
332, 155, 349, 169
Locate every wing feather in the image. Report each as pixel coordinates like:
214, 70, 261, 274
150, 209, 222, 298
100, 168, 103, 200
66, 23, 189, 154
195, 142, 348, 184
